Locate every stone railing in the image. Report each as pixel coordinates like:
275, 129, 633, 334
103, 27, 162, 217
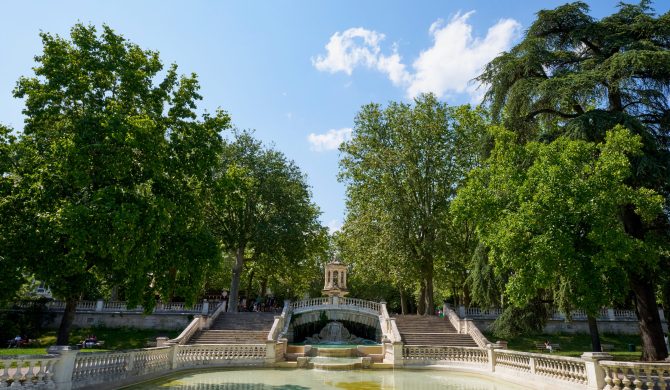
14, 299, 217, 315
456, 306, 645, 322
8, 343, 670, 389
268, 301, 290, 342
339, 297, 381, 313
403, 345, 488, 365
168, 316, 204, 345
443, 304, 491, 348
289, 297, 329, 311
0, 354, 57, 388
600, 360, 670, 389
289, 296, 382, 316
177, 344, 266, 367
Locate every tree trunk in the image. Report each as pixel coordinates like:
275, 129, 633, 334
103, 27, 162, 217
587, 315, 602, 352
227, 247, 245, 312
424, 268, 434, 316
622, 206, 668, 361
246, 269, 255, 302
399, 288, 408, 315
630, 274, 668, 361
417, 282, 426, 315
259, 276, 268, 298
56, 297, 78, 345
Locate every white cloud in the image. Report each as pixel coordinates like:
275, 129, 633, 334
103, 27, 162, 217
312, 27, 411, 86
313, 13, 521, 102
326, 219, 342, 235
307, 128, 352, 152
407, 12, 521, 101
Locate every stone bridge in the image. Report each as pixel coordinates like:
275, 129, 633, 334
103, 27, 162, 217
273, 297, 398, 344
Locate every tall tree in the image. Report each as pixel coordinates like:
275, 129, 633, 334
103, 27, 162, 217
209, 132, 324, 312
454, 126, 664, 352
8, 24, 228, 344
0, 125, 26, 303
339, 95, 482, 314
478, 1, 670, 360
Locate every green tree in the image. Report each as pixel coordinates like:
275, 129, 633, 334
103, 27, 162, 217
209, 132, 325, 312
477, 1, 670, 360
339, 95, 485, 314
0, 125, 27, 303
454, 126, 664, 354
8, 24, 228, 344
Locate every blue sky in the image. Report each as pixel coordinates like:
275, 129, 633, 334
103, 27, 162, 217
2, 1, 668, 233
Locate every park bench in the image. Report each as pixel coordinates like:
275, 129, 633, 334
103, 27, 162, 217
600, 344, 614, 352
535, 342, 561, 352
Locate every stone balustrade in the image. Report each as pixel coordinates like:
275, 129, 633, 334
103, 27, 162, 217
456, 306, 644, 322
6, 341, 670, 390
601, 360, 670, 389
403, 345, 488, 364
8, 299, 216, 315
443, 304, 492, 348
289, 297, 382, 316
0, 354, 57, 388
177, 344, 267, 367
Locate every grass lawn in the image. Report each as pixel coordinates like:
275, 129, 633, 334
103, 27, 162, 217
0, 327, 178, 356
483, 331, 643, 361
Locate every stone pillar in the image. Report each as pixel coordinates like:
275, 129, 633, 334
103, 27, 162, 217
201, 299, 209, 315
581, 352, 612, 390
156, 337, 169, 347
265, 340, 276, 365
393, 342, 404, 367
607, 308, 615, 321
95, 299, 104, 312
343, 271, 347, 288
48, 346, 78, 390
168, 344, 179, 369
487, 344, 496, 372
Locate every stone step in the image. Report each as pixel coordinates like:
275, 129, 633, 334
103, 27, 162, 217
211, 312, 276, 331
187, 330, 268, 345
393, 315, 477, 347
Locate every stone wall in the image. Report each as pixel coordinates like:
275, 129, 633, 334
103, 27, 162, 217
44, 312, 193, 330
473, 318, 669, 335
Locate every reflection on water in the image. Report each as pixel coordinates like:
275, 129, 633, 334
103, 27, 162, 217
124, 369, 529, 390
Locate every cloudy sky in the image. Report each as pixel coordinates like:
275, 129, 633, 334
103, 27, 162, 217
2, 1, 666, 234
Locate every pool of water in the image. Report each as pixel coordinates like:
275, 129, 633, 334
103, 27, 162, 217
124, 368, 529, 389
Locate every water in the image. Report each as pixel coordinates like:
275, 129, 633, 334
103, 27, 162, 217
124, 368, 530, 389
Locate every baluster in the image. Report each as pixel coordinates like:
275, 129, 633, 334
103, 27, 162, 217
25, 360, 36, 385
621, 368, 632, 390
0, 363, 9, 388
659, 368, 669, 390
10, 359, 22, 387
631, 368, 643, 389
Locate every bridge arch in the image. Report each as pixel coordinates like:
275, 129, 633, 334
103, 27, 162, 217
282, 297, 385, 343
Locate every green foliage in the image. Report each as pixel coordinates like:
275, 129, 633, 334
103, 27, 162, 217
338, 95, 489, 312
5, 24, 229, 329
454, 126, 663, 316
208, 131, 327, 309
490, 301, 551, 339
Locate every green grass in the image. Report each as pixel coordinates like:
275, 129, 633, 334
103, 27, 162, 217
484, 332, 643, 361
0, 327, 178, 356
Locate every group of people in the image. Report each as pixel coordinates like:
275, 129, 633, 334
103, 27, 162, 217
230, 295, 280, 312
7, 335, 29, 348
82, 334, 99, 348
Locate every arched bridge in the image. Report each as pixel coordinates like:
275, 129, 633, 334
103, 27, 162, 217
270, 297, 400, 344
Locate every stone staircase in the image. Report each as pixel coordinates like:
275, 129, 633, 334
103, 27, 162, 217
393, 315, 478, 347
187, 312, 276, 345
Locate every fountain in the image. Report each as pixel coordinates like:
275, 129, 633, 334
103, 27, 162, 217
304, 321, 367, 345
